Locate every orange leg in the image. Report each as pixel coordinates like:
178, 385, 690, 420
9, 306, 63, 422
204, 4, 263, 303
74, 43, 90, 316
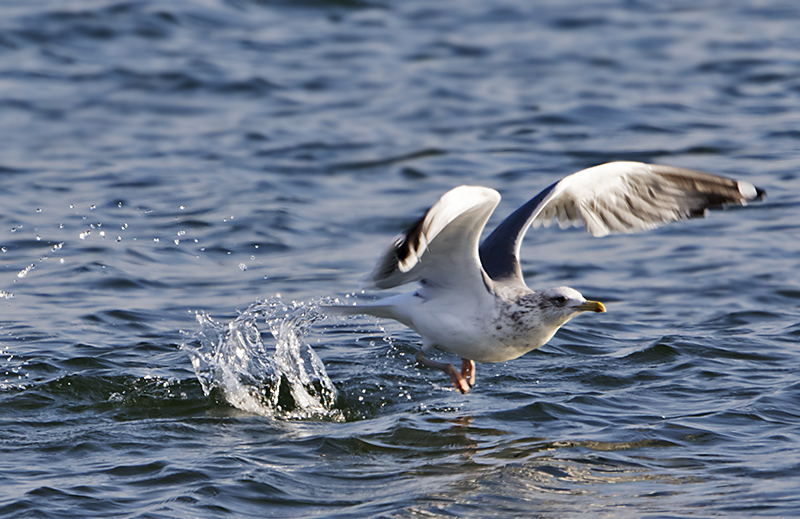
416, 350, 470, 394
461, 358, 476, 388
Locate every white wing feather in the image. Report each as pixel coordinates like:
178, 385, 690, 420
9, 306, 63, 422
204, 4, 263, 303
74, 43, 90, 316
366, 186, 500, 291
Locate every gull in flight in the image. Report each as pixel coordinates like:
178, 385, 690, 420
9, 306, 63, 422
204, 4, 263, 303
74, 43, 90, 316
326, 162, 764, 393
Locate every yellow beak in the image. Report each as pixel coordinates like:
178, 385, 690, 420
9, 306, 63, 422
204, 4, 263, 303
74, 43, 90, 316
577, 300, 606, 313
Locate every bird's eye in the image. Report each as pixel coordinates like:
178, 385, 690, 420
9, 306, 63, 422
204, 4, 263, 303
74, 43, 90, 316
552, 295, 567, 306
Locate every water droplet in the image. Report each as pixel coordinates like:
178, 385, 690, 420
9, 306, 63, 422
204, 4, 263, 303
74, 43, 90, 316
115, 236, 122, 242
36, 236, 41, 241
153, 237, 159, 242
121, 223, 128, 230
174, 239, 180, 245
79, 231, 90, 240
90, 205, 96, 211
36, 208, 42, 213
180, 205, 185, 210
17, 264, 34, 278
239, 263, 247, 271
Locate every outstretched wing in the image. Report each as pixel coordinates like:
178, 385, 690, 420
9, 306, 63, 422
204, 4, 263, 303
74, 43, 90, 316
366, 185, 501, 291
480, 161, 765, 284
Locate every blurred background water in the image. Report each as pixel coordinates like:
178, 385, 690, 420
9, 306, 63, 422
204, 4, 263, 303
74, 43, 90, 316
1, 0, 799, 517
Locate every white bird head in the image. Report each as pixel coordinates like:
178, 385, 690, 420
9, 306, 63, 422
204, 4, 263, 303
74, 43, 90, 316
536, 286, 606, 327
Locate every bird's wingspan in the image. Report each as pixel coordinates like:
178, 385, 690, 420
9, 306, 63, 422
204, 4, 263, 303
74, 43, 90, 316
365, 185, 501, 291
480, 161, 765, 284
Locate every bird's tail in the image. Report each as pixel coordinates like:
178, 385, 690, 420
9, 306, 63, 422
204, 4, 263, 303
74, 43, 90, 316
320, 303, 396, 320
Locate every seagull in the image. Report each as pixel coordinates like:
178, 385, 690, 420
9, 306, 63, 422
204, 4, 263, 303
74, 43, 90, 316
326, 162, 764, 393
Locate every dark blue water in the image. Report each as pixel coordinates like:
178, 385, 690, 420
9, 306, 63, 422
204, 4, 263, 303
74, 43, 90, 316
2, 0, 799, 517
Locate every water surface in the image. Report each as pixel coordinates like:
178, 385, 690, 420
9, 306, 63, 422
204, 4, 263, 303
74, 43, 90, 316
2, 0, 800, 517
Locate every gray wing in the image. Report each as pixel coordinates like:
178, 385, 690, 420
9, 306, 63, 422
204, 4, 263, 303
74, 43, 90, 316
479, 161, 765, 285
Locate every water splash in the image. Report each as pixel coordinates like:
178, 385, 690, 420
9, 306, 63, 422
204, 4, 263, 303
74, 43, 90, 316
182, 298, 341, 421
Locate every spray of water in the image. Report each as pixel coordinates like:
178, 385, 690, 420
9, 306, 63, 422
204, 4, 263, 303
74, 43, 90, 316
183, 298, 341, 421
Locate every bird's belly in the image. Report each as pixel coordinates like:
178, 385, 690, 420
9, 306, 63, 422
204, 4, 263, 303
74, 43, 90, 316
398, 290, 559, 364
410, 312, 545, 364
450, 339, 530, 363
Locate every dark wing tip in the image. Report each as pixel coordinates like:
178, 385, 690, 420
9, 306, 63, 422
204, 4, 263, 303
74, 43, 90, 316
394, 213, 427, 271
364, 212, 427, 289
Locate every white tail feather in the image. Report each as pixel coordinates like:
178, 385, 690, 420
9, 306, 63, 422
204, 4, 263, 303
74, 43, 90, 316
321, 304, 396, 320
